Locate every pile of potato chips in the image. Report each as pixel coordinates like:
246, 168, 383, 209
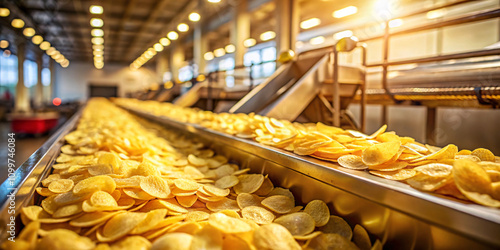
115, 98, 500, 208
4, 99, 383, 250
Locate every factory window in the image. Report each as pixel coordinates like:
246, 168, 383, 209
244, 46, 277, 79
42, 68, 51, 86
261, 47, 276, 77
24, 60, 38, 88
0, 54, 17, 97
179, 65, 194, 82
244, 50, 262, 79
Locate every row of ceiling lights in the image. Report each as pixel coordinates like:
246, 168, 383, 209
0, 7, 69, 67
89, 5, 104, 69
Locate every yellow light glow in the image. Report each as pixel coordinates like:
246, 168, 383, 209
0, 8, 10, 17
46, 47, 56, 55
225, 44, 235, 53
334, 30, 353, 40
91, 29, 104, 37
93, 50, 104, 56
0, 40, 9, 49
94, 56, 103, 62
208, 0, 221, 2
388, 18, 403, 28
90, 18, 103, 27
11, 19, 25, 28
167, 31, 178, 40
91, 37, 104, 45
40, 41, 51, 50
32, 35, 43, 45
197, 75, 206, 82
427, 8, 447, 19
164, 81, 174, 89
153, 43, 164, 52
61, 59, 70, 68
89, 5, 103, 14
92, 44, 104, 50
95, 62, 104, 69
56, 56, 65, 63
309, 36, 325, 45
23, 27, 36, 37
260, 31, 276, 41
204, 52, 214, 61
300, 18, 321, 29
243, 38, 256, 47
177, 23, 189, 32
189, 12, 201, 22
51, 52, 61, 60
159, 37, 170, 46
333, 6, 358, 18
214, 48, 225, 57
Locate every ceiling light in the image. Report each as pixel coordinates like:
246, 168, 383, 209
189, 12, 201, 22
160, 38, 170, 46
93, 50, 104, 56
243, 38, 256, 47
51, 52, 61, 60
204, 52, 214, 61
90, 18, 103, 27
94, 56, 103, 62
427, 8, 447, 19
154, 43, 164, 52
177, 23, 189, 32
40, 41, 51, 50
333, 6, 358, 18
300, 18, 321, 29
32, 35, 43, 45
23, 27, 36, 37
260, 31, 276, 41
92, 37, 104, 45
225, 44, 235, 53
309, 36, 325, 45
95, 62, 104, 69
91, 29, 104, 37
11, 19, 25, 28
388, 18, 403, 28
333, 30, 353, 40
0, 40, 8, 49
46, 47, 56, 55
0, 8, 10, 17
89, 5, 103, 14
93, 44, 104, 50
61, 60, 70, 68
167, 31, 178, 40
208, 0, 221, 3
214, 48, 225, 57
56, 56, 65, 63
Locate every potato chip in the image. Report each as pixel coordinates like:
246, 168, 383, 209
237, 193, 262, 209
37, 229, 95, 250
353, 224, 371, 250
185, 211, 210, 222
222, 235, 252, 250
453, 159, 492, 194
261, 195, 295, 214
98, 152, 122, 172
110, 236, 151, 250
177, 195, 198, 208
184, 166, 205, 179
457, 149, 472, 155
268, 188, 295, 203
456, 188, 500, 208
91, 191, 119, 207
304, 233, 358, 250
70, 211, 124, 227
253, 223, 301, 250
151, 233, 193, 250
414, 163, 452, 178
53, 202, 83, 218
140, 175, 171, 198
190, 225, 223, 250
196, 192, 225, 202
254, 176, 274, 196
123, 188, 155, 200
37, 187, 57, 197
174, 178, 200, 191
188, 154, 207, 167
471, 148, 495, 162
317, 215, 353, 240
274, 212, 315, 236
370, 169, 416, 181
337, 155, 369, 170
206, 197, 240, 212
214, 165, 235, 178
362, 141, 400, 166
241, 206, 275, 225
17, 221, 39, 246
42, 174, 61, 187
48, 179, 74, 194
215, 175, 239, 189
303, 200, 330, 227
150, 215, 187, 231
368, 161, 408, 171
130, 209, 167, 234
406, 174, 451, 192
89, 164, 114, 176
411, 144, 458, 162
455, 154, 481, 162
22, 206, 46, 221
491, 182, 500, 200
73, 175, 116, 196
41, 195, 59, 215
234, 174, 265, 194
100, 212, 148, 242
232, 168, 251, 176
208, 212, 252, 234
203, 185, 230, 197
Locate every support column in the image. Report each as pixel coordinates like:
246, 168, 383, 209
194, 24, 208, 74
14, 40, 30, 112
230, 0, 250, 66
34, 52, 43, 108
275, 0, 299, 59
170, 44, 185, 82
156, 50, 169, 82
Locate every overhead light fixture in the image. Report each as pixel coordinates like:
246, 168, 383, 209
333, 6, 358, 18
260, 31, 276, 41
159, 37, 170, 46
23, 27, 36, 37
0, 8, 10, 17
91, 29, 104, 37
11, 19, 25, 28
208, 0, 221, 3
154, 43, 164, 52
3, 50, 11, 57
225, 44, 236, 53
167, 31, 178, 40
46, 47, 56, 55
32, 35, 43, 45
94, 56, 103, 61
204, 51, 214, 61
93, 50, 104, 56
93, 44, 104, 50
177, 23, 189, 32
309, 36, 325, 45
427, 8, 447, 19
95, 61, 104, 69
61, 60, 70, 68
300, 18, 321, 29
333, 30, 353, 40
0, 40, 9, 49
56, 56, 65, 63
40, 41, 51, 50
214, 48, 225, 57
90, 18, 103, 27
91, 37, 104, 45
189, 12, 201, 22
51, 52, 61, 60
89, 5, 103, 14
243, 38, 256, 47
388, 18, 403, 28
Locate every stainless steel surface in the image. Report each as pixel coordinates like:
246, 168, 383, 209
121, 106, 500, 249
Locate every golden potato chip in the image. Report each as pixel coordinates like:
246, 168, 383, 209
237, 193, 262, 209
174, 178, 200, 191
214, 175, 239, 189
241, 206, 275, 225
293, 231, 322, 241
197, 192, 225, 202
70, 211, 124, 227
98, 152, 121, 172
41, 195, 60, 215
455, 155, 481, 162
406, 174, 451, 192
189, 225, 223, 249
150, 215, 187, 231
491, 182, 500, 200
222, 235, 252, 250
203, 185, 230, 197
184, 166, 205, 179
261, 195, 295, 214
177, 195, 198, 208
172, 188, 198, 197
353, 224, 371, 250
368, 161, 408, 171
471, 148, 495, 162
234, 174, 265, 194
53, 202, 83, 218
303, 200, 330, 227
130, 209, 167, 234
36, 187, 56, 197
90, 191, 119, 207
317, 215, 353, 240
151, 233, 193, 250
214, 164, 235, 178
73, 175, 116, 196
18, 221, 39, 245
232, 168, 251, 176
38, 221, 82, 237
253, 223, 301, 250
254, 176, 274, 196
89, 164, 114, 176
185, 211, 210, 222
337, 155, 368, 170
42, 174, 61, 187
369, 169, 416, 181
274, 212, 315, 236
411, 144, 458, 162
21, 206, 46, 221
123, 188, 155, 200
100, 212, 148, 242
188, 154, 207, 167
487, 170, 500, 182
206, 197, 240, 212
208, 213, 252, 234
140, 175, 171, 198
36, 229, 95, 250
268, 188, 295, 203
304, 233, 358, 250
457, 149, 472, 155
453, 159, 492, 194
362, 141, 400, 166
48, 179, 74, 194
457, 188, 500, 208
110, 236, 151, 250
371, 239, 383, 250
413, 163, 452, 178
